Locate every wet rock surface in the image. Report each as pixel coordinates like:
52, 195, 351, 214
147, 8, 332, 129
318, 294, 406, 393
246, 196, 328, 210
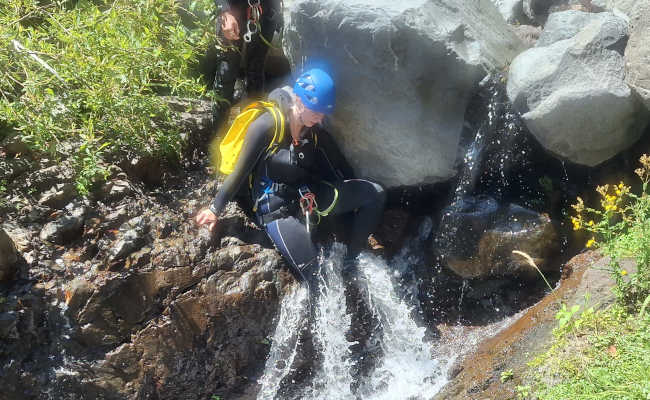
433, 250, 628, 400
0, 158, 296, 400
438, 197, 559, 279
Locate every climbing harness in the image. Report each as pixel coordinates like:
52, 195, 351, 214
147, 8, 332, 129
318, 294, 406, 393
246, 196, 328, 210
244, 0, 262, 43
243, 0, 275, 47
297, 183, 339, 233
298, 186, 317, 233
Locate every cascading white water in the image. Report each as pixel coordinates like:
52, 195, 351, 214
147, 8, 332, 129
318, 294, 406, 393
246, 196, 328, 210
304, 243, 357, 400
355, 249, 448, 399
257, 283, 310, 399
257, 230, 451, 400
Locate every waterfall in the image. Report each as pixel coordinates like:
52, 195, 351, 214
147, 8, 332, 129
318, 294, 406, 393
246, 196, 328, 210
257, 228, 450, 399
355, 252, 447, 400
257, 284, 310, 399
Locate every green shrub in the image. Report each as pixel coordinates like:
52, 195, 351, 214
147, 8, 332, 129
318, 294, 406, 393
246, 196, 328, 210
0, 0, 214, 194
571, 155, 650, 310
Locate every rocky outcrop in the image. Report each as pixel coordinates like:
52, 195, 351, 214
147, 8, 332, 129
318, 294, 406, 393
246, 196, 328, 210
590, 0, 638, 18
39, 201, 87, 244
507, 11, 649, 167
0, 228, 19, 282
438, 197, 559, 279
434, 251, 632, 399
491, 0, 527, 23
624, 2, 650, 111
283, 0, 524, 188
64, 243, 291, 399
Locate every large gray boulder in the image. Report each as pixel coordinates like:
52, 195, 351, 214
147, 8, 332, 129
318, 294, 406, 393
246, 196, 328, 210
625, 2, 650, 111
590, 0, 639, 18
491, 0, 527, 23
507, 11, 649, 166
283, 0, 524, 188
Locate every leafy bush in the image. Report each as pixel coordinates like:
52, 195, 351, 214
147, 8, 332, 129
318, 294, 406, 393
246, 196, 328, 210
0, 0, 214, 193
571, 154, 650, 310
526, 155, 650, 399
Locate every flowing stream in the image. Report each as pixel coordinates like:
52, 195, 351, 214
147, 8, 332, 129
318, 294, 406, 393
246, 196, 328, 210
257, 224, 452, 400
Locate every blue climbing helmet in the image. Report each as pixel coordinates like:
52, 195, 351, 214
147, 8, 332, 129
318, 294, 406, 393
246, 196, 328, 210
293, 68, 336, 114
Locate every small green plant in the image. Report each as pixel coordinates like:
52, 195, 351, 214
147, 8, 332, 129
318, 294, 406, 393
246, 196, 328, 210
515, 384, 530, 399
555, 303, 580, 332
500, 368, 514, 383
0, 179, 7, 207
211, 396, 222, 400
571, 154, 650, 310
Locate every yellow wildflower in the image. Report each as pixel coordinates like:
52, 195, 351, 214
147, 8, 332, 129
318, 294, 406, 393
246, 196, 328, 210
621, 269, 628, 276
588, 220, 595, 226
572, 197, 585, 213
586, 238, 596, 248
635, 168, 644, 179
571, 216, 582, 230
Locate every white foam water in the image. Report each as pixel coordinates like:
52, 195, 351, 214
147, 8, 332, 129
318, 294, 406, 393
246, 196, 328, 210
305, 243, 357, 400
257, 284, 310, 400
355, 252, 448, 400
257, 237, 450, 400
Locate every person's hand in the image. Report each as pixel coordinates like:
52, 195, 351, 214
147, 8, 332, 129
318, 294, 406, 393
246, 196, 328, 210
220, 11, 240, 41
195, 208, 218, 231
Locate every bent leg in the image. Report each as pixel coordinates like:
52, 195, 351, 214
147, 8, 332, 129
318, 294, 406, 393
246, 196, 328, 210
212, 43, 241, 129
319, 179, 387, 257
265, 216, 317, 280
244, 17, 275, 99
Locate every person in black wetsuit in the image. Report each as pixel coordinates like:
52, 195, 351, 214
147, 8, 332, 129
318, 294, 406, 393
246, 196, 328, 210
212, 0, 280, 128
196, 68, 386, 279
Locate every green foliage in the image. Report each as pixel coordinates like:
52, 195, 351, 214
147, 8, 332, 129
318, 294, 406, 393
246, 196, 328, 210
0, 0, 215, 193
525, 156, 650, 399
571, 154, 650, 310
500, 369, 514, 383
530, 305, 650, 400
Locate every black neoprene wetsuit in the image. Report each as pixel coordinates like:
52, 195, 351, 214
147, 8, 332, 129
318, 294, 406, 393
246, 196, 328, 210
212, 0, 280, 127
210, 87, 386, 278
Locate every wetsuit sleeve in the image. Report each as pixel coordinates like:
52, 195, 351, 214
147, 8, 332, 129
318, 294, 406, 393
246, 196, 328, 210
209, 113, 275, 215
314, 128, 355, 181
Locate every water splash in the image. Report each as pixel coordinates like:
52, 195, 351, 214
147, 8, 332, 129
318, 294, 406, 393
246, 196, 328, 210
305, 244, 357, 400
355, 253, 448, 400
257, 284, 310, 399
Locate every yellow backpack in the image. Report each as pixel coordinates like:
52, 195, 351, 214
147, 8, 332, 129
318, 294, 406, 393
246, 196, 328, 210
212, 101, 285, 175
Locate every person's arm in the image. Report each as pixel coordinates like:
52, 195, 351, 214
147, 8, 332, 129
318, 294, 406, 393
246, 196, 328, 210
211, 113, 274, 214
314, 127, 355, 181
214, 0, 240, 40
196, 113, 274, 230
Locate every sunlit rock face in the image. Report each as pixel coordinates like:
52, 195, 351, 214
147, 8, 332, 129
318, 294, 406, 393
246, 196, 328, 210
625, 2, 650, 112
438, 196, 559, 279
507, 10, 649, 167
283, 0, 524, 188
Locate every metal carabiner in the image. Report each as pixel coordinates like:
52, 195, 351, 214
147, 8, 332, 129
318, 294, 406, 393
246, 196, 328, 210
244, 20, 258, 43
